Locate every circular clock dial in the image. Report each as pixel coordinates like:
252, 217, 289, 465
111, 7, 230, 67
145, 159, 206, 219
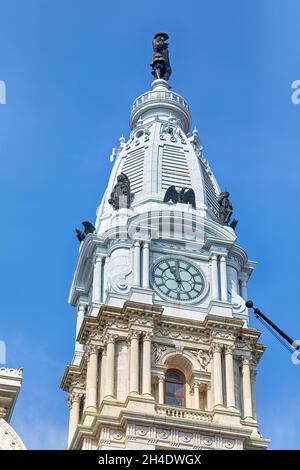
152, 258, 205, 302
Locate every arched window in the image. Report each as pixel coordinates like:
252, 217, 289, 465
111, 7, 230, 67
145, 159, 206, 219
165, 369, 185, 408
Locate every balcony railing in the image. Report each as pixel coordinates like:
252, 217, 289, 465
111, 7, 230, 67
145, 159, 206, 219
132, 90, 190, 112
156, 404, 213, 422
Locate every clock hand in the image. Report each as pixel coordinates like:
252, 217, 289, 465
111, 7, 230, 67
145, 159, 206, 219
170, 266, 181, 283
175, 261, 181, 282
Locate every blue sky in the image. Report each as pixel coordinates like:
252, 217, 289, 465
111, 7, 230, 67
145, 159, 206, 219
0, 0, 299, 449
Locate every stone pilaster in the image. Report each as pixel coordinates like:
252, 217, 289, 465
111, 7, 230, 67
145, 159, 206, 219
211, 343, 223, 407
104, 334, 117, 399
210, 254, 219, 300
142, 332, 152, 396
92, 254, 103, 303
68, 391, 84, 447
220, 255, 228, 302
241, 356, 253, 420
133, 241, 141, 287
224, 344, 235, 408
85, 344, 100, 411
129, 330, 140, 394
142, 242, 150, 288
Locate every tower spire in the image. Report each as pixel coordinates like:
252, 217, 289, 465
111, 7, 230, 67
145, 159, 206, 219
150, 32, 172, 81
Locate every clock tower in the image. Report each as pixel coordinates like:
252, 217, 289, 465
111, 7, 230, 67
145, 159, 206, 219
61, 33, 269, 450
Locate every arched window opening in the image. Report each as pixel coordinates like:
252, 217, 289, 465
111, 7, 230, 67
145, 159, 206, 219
165, 369, 185, 408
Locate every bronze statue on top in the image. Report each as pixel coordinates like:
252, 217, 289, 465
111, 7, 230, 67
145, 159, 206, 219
150, 32, 172, 81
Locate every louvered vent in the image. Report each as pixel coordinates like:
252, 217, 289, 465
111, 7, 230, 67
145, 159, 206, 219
161, 144, 191, 190
200, 160, 219, 214
122, 147, 145, 194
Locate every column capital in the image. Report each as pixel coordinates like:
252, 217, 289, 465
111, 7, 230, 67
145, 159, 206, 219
143, 331, 153, 341
238, 272, 248, 283
77, 302, 87, 313
94, 253, 103, 264
86, 343, 101, 359
128, 329, 141, 341
68, 391, 84, 409
224, 344, 235, 355
210, 342, 223, 354
104, 333, 118, 345
240, 355, 251, 367
134, 240, 141, 247
191, 381, 200, 392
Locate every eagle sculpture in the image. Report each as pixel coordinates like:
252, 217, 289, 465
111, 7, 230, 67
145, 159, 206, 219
163, 186, 196, 209
76, 221, 96, 242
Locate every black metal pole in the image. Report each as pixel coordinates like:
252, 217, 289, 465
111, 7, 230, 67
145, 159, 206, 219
246, 300, 300, 352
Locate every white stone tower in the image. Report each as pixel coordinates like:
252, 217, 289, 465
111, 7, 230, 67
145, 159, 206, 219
61, 34, 269, 450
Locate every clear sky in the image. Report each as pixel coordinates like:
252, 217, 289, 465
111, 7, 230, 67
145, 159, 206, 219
0, 0, 299, 450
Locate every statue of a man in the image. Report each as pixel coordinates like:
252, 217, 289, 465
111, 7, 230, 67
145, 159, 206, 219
150, 32, 172, 81
108, 173, 134, 210
218, 191, 233, 225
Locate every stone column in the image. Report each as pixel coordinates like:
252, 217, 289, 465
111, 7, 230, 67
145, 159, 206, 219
99, 347, 106, 403
158, 376, 164, 404
210, 254, 219, 300
92, 254, 103, 303
250, 359, 258, 421
75, 304, 85, 352
239, 275, 248, 300
224, 345, 235, 408
129, 331, 140, 394
220, 255, 228, 302
104, 335, 116, 399
241, 356, 253, 420
212, 343, 223, 407
142, 242, 150, 288
85, 345, 99, 411
206, 383, 212, 411
142, 332, 152, 396
68, 392, 82, 447
193, 382, 200, 409
133, 241, 141, 287
103, 255, 110, 300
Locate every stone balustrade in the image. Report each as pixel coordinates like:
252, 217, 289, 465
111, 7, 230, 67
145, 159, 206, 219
156, 404, 212, 422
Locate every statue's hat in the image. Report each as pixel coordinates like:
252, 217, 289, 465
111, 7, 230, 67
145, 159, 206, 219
153, 32, 169, 40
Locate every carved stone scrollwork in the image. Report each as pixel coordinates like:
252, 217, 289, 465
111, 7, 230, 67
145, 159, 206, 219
212, 330, 236, 341
151, 343, 169, 364
197, 350, 210, 371
224, 439, 234, 449
160, 120, 184, 143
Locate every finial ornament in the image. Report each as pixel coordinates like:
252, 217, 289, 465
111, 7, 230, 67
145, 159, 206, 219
150, 32, 172, 81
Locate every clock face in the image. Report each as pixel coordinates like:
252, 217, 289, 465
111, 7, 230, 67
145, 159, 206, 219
152, 258, 205, 303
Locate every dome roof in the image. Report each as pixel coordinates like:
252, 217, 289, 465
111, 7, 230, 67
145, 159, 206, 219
95, 79, 223, 236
